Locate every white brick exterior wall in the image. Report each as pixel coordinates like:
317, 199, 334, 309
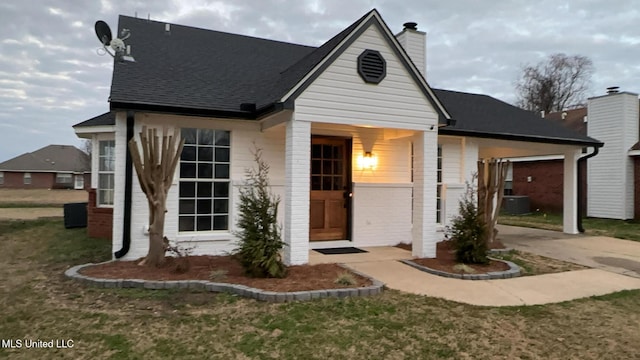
352, 183, 412, 246
111, 112, 127, 258
438, 136, 479, 229
412, 130, 438, 258
563, 149, 580, 234
115, 113, 287, 260
284, 118, 311, 265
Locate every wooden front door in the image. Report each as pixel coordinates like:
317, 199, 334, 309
310, 137, 351, 241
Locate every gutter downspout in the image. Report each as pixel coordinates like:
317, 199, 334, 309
577, 146, 599, 233
114, 111, 135, 258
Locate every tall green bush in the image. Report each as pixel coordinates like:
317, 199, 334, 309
234, 148, 287, 278
445, 178, 489, 264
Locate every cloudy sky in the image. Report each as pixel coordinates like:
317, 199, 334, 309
1, 0, 638, 161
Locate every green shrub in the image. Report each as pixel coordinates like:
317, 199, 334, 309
445, 179, 489, 264
233, 147, 287, 278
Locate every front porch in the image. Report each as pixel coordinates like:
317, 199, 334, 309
273, 113, 586, 265
272, 116, 439, 265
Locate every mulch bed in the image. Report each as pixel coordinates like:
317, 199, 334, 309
397, 241, 510, 274
80, 255, 372, 292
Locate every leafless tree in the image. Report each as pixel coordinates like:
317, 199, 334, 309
129, 126, 185, 267
515, 53, 594, 113
477, 159, 509, 244
81, 139, 92, 157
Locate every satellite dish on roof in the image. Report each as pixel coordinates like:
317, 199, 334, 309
94, 20, 135, 62
95, 20, 112, 45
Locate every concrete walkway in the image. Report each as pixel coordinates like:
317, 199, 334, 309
309, 242, 640, 306
498, 225, 640, 278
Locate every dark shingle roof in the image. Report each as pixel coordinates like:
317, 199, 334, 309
0, 145, 90, 172
544, 108, 588, 136
110, 16, 317, 115
104, 11, 599, 147
436, 89, 602, 147
109, 10, 450, 121
73, 111, 115, 127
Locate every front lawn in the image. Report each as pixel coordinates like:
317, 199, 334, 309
499, 212, 640, 242
2, 218, 640, 359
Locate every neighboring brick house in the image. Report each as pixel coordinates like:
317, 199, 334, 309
0, 144, 90, 190
510, 90, 640, 220
75, 10, 601, 262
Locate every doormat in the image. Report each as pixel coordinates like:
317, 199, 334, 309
314, 247, 368, 255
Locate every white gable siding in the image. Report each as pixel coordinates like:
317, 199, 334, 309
587, 93, 638, 219
295, 24, 438, 130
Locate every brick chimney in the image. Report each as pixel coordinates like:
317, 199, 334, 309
396, 22, 426, 78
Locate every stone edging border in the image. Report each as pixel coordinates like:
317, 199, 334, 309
399, 257, 521, 280
64, 262, 384, 303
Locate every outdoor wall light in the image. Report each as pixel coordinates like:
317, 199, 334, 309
357, 151, 377, 170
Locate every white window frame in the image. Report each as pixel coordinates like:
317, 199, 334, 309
178, 128, 231, 233
23, 172, 31, 185
504, 162, 513, 196
56, 173, 73, 184
97, 140, 115, 207
0, 171, 3, 185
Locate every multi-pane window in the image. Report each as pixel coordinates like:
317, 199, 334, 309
0, 172, 3, 185
436, 145, 442, 224
23, 172, 31, 185
310, 142, 344, 191
178, 128, 230, 232
56, 173, 72, 184
98, 140, 115, 206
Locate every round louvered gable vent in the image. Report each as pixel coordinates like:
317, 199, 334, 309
358, 49, 386, 84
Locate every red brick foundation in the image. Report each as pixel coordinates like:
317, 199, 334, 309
512, 159, 586, 214
87, 189, 113, 239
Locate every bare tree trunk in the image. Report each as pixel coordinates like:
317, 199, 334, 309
146, 200, 166, 266
129, 126, 184, 268
477, 159, 510, 244
477, 160, 488, 238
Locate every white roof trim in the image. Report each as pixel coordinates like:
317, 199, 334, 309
628, 150, 640, 157
280, 10, 450, 119
74, 125, 116, 134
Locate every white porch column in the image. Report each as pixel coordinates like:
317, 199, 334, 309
284, 117, 311, 265
412, 130, 438, 258
563, 148, 581, 234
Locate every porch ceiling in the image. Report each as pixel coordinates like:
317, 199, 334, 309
475, 138, 581, 159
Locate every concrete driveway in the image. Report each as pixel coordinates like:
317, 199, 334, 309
497, 224, 640, 278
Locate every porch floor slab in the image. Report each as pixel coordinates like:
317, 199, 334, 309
309, 246, 412, 265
